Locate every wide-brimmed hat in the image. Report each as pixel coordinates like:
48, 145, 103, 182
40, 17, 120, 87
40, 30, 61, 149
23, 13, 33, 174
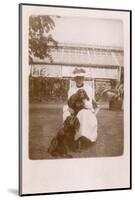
72, 68, 86, 77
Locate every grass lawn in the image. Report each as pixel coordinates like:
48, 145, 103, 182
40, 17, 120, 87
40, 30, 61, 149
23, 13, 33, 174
29, 104, 123, 159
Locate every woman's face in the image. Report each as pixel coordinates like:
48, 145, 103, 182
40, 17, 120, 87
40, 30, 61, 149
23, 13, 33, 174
75, 76, 84, 87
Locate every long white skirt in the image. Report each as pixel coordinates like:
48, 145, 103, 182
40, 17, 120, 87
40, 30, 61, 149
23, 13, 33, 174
75, 109, 97, 141
63, 106, 98, 142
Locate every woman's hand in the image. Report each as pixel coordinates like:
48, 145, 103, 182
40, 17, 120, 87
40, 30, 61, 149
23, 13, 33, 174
83, 99, 92, 109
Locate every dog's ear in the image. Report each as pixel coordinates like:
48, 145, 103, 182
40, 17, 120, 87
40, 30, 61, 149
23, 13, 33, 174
73, 117, 80, 129
64, 116, 71, 127
84, 91, 89, 100
57, 128, 65, 137
64, 118, 68, 127
86, 94, 89, 100
75, 90, 80, 98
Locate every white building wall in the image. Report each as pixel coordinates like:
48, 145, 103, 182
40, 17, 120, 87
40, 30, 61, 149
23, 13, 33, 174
30, 64, 119, 80
30, 64, 62, 77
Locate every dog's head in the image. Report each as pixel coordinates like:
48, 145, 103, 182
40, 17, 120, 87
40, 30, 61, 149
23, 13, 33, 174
76, 89, 89, 101
64, 115, 80, 130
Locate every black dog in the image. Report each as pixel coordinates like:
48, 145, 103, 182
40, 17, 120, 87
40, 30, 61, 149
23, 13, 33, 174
48, 115, 80, 158
68, 89, 89, 115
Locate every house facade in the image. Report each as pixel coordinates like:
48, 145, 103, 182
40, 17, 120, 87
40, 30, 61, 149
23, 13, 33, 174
29, 43, 124, 99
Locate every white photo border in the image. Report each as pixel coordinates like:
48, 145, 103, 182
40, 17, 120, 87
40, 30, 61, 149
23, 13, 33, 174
19, 3, 132, 196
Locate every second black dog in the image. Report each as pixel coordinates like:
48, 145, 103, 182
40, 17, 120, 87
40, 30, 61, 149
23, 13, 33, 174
48, 115, 80, 158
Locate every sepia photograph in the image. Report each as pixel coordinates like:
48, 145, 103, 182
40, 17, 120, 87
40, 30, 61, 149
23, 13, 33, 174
29, 15, 124, 159
19, 4, 131, 195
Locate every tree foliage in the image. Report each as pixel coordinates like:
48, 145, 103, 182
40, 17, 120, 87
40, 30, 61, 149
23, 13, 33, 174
29, 15, 58, 64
